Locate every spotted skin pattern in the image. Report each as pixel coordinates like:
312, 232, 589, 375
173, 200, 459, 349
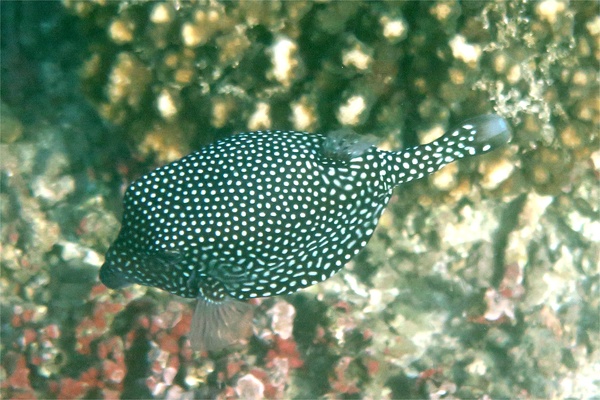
100, 114, 510, 350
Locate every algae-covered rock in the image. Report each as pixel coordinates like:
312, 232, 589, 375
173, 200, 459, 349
1, 0, 598, 398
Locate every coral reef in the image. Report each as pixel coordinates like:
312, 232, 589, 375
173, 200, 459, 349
1, 0, 598, 398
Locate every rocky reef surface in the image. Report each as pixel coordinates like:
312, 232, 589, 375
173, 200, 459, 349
1, 1, 598, 398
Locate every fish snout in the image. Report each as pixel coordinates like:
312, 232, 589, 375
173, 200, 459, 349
99, 258, 132, 289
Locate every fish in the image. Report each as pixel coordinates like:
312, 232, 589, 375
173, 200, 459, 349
100, 114, 511, 351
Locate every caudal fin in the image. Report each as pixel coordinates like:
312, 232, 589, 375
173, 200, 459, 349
386, 114, 511, 187
458, 114, 511, 154
188, 296, 255, 352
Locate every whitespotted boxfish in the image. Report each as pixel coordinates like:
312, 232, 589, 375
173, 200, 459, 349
100, 114, 511, 351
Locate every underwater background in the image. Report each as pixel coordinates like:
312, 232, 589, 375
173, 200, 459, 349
1, 1, 598, 398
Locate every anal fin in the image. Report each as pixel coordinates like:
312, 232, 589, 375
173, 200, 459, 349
189, 296, 254, 352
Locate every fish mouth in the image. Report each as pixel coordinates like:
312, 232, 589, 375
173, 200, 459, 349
99, 262, 131, 289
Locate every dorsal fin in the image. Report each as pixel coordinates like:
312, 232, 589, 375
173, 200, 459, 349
322, 128, 379, 161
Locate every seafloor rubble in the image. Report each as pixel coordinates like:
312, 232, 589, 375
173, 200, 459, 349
1, 0, 598, 399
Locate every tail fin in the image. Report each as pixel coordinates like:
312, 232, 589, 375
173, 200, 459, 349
188, 296, 254, 352
460, 114, 512, 154
385, 114, 511, 187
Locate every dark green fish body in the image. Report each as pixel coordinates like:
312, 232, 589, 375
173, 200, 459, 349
100, 114, 511, 351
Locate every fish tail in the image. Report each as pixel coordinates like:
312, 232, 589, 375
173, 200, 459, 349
386, 114, 511, 187
189, 296, 254, 352
458, 114, 512, 154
